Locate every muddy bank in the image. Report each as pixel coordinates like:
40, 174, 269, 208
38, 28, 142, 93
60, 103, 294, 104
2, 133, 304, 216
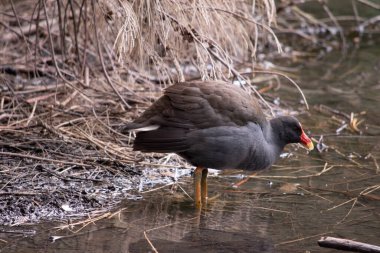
0, 130, 192, 225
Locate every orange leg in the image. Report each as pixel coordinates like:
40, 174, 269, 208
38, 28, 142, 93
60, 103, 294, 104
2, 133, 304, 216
201, 168, 208, 206
194, 167, 209, 209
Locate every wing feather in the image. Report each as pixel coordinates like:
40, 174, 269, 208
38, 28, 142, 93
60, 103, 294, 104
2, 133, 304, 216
123, 80, 267, 153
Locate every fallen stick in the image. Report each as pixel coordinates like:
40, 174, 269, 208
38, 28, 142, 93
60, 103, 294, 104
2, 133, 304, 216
318, 236, 380, 253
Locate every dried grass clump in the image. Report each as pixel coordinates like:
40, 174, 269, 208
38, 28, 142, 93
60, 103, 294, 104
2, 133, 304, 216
97, 0, 281, 81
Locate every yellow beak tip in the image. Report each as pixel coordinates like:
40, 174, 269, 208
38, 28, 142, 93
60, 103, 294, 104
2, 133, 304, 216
306, 141, 314, 151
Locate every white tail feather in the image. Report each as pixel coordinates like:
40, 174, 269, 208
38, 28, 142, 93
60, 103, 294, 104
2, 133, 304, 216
133, 125, 160, 132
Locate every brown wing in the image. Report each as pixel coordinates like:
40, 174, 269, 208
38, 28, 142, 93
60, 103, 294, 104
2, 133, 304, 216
125, 80, 267, 130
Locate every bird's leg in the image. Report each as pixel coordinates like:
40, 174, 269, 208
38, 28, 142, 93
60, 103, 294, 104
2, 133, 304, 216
194, 167, 203, 209
201, 168, 208, 206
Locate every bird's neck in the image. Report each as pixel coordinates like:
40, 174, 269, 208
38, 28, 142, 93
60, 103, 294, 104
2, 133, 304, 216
263, 119, 287, 159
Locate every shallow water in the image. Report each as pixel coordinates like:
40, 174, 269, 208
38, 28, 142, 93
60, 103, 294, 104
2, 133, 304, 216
1, 45, 380, 252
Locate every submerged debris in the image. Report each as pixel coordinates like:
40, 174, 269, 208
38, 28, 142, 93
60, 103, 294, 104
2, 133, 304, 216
316, 136, 329, 153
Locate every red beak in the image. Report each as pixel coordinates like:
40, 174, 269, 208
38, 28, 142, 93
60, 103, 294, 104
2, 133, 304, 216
300, 130, 314, 150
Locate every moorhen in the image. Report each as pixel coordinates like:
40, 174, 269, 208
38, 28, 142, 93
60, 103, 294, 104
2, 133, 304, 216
123, 80, 314, 208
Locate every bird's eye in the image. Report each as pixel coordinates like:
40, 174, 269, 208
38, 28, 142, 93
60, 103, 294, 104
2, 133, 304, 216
293, 125, 302, 134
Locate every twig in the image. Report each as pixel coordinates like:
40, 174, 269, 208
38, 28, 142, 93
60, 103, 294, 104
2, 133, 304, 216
252, 163, 334, 179
55, 212, 112, 233
357, 0, 380, 9
327, 197, 356, 212
276, 232, 330, 246
144, 231, 159, 253
25, 100, 37, 126
0, 151, 91, 167
140, 182, 176, 194
322, 3, 347, 54
318, 236, 380, 253
90, 1, 131, 109
247, 70, 309, 109
143, 216, 200, 252
0, 191, 42, 196
41, 0, 92, 100
36, 164, 102, 182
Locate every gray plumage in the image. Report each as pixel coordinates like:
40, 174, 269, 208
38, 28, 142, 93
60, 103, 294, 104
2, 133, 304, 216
123, 80, 307, 171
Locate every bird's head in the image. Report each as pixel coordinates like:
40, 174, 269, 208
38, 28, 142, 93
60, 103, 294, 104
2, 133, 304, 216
271, 116, 314, 150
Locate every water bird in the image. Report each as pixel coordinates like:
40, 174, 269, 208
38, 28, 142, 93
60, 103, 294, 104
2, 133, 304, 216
123, 80, 314, 208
